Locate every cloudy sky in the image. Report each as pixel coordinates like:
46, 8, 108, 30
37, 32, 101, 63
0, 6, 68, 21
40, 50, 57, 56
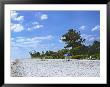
11, 11, 100, 59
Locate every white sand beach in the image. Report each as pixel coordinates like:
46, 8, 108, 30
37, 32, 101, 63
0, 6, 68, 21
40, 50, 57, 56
11, 59, 100, 77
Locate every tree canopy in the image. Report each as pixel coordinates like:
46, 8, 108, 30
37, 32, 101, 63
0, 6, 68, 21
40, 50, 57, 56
61, 29, 85, 49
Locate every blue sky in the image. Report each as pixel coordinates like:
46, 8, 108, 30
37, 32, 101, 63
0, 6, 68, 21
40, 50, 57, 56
11, 11, 100, 59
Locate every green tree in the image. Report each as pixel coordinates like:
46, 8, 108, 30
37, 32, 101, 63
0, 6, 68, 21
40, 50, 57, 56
29, 50, 41, 58
61, 29, 85, 49
41, 51, 45, 57
45, 51, 49, 56
36, 52, 40, 57
88, 40, 100, 55
61, 29, 85, 55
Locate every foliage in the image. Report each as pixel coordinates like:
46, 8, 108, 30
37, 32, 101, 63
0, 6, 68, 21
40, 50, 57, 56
71, 55, 84, 59
44, 56, 53, 59
29, 50, 41, 58
91, 53, 100, 60
29, 29, 100, 60
61, 29, 85, 49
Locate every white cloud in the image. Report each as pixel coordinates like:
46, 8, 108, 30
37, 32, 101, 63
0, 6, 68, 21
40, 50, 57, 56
16, 38, 25, 43
27, 13, 48, 31
11, 11, 24, 22
32, 35, 53, 40
33, 25, 43, 29
27, 21, 43, 31
11, 11, 18, 19
79, 26, 86, 30
11, 35, 53, 48
41, 14, 48, 20
11, 23, 24, 32
81, 34, 95, 41
89, 37, 95, 41
81, 34, 92, 40
11, 11, 24, 32
35, 12, 48, 20
81, 34, 100, 45
12, 38, 39, 48
28, 24, 44, 31
91, 25, 100, 31
14, 16, 24, 21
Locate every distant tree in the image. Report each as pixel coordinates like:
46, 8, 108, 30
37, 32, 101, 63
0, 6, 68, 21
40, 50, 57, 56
29, 50, 40, 58
41, 51, 44, 56
92, 40, 100, 51
88, 40, 100, 55
45, 51, 49, 56
36, 52, 40, 57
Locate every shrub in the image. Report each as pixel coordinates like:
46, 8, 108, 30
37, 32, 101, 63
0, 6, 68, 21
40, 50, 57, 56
81, 55, 89, 59
44, 56, 53, 59
31, 57, 40, 59
91, 53, 100, 60
71, 55, 83, 59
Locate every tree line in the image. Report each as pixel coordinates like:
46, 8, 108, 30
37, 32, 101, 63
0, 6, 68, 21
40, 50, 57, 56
29, 29, 100, 60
